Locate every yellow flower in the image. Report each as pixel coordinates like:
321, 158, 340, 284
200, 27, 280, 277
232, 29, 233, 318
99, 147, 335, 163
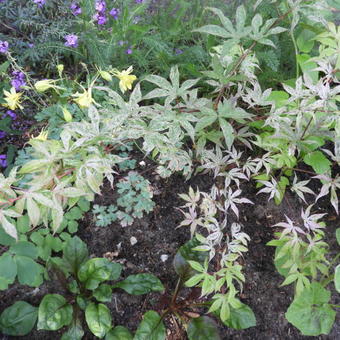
111, 66, 137, 93
30, 128, 48, 141
2, 87, 23, 110
72, 88, 93, 108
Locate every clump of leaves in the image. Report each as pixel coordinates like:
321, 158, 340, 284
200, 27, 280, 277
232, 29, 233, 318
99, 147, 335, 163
92, 204, 118, 227
0, 236, 165, 339
116, 171, 155, 226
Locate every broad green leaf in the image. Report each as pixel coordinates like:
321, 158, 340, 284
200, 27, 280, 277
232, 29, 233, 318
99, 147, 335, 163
38, 294, 73, 331
134, 310, 165, 340
187, 316, 221, 340
0, 225, 16, 246
61, 318, 84, 340
0, 301, 38, 336
78, 198, 90, 212
85, 303, 112, 338
113, 274, 164, 295
303, 151, 331, 174
221, 303, 256, 330
297, 30, 315, 53
93, 284, 113, 302
105, 326, 133, 340
285, 283, 336, 336
63, 236, 88, 275
15, 256, 44, 287
66, 207, 83, 220
78, 258, 122, 290
297, 54, 318, 83
173, 237, 208, 280
0, 253, 17, 290
10, 241, 38, 259
16, 214, 30, 234
335, 264, 340, 293
336, 228, 340, 246
266, 91, 289, 108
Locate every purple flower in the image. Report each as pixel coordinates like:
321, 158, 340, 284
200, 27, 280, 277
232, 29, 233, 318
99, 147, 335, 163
28, 43, 35, 48
0, 154, 7, 168
109, 7, 120, 20
33, 0, 46, 7
0, 41, 9, 54
70, 2, 81, 16
0, 131, 6, 139
93, 12, 107, 25
10, 71, 26, 91
95, 0, 106, 13
5, 110, 17, 120
125, 47, 133, 55
175, 48, 183, 55
135, 0, 144, 3
0, 0, 6, 3
64, 34, 78, 48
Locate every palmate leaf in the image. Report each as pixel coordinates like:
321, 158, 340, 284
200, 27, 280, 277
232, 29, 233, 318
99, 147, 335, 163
285, 283, 336, 336
195, 6, 251, 43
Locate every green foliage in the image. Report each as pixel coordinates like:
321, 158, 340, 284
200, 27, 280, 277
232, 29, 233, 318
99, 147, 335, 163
187, 316, 221, 340
85, 303, 112, 338
134, 310, 166, 340
59, 198, 90, 234
116, 171, 155, 225
0, 241, 44, 289
0, 236, 165, 338
0, 1, 339, 338
0, 301, 38, 336
105, 326, 133, 340
113, 273, 164, 295
221, 303, 257, 330
285, 282, 336, 336
37, 294, 73, 331
92, 204, 118, 227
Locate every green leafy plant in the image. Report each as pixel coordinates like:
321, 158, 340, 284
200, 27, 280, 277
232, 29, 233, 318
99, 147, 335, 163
0, 240, 44, 289
92, 171, 154, 227
267, 213, 340, 335
0, 236, 165, 338
92, 204, 118, 227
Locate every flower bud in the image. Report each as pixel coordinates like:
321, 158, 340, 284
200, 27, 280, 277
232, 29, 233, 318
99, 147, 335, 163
99, 70, 112, 82
57, 64, 64, 77
34, 79, 61, 93
62, 107, 73, 122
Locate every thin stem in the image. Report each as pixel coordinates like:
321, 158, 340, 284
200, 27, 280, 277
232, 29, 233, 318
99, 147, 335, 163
290, 30, 299, 79
171, 278, 183, 304
300, 116, 313, 140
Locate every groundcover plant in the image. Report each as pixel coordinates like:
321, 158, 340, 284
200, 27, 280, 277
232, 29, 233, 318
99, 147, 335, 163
0, 0, 339, 339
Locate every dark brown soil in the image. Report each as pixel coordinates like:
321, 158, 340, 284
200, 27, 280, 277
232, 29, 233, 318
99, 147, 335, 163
0, 157, 339, 340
